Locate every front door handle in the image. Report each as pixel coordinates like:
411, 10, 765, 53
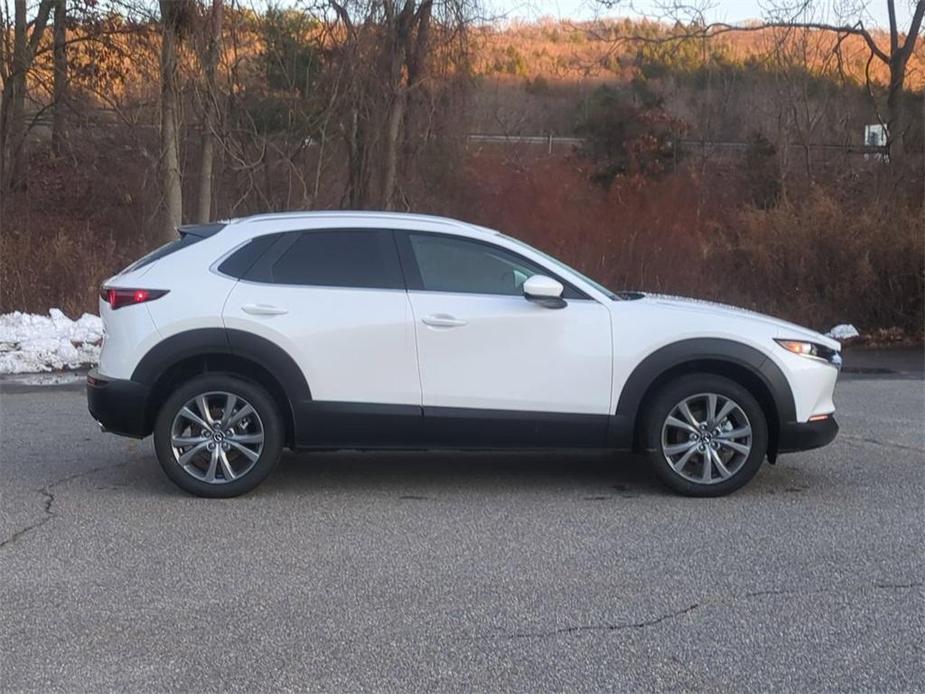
422, 314, 468, 328
242, 304, 288, 316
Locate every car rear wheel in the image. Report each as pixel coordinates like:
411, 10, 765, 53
153, 374, 283, 498
643, 374, 768, 497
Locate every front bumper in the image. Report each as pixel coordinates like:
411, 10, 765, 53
86, 369, 151, 438
778, 416, 839, 453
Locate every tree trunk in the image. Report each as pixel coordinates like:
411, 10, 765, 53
885, 64, 905, 161
345, 105, 371, 209
381, 89, 405, 210
380, 3, 425, 210
5, 0, 29, 190
196, 125, 214, 222
196, 131, 214, 222
2, 0, 54, 190
0, 70, 15, 195
159, 0, 183, 240
196, 0, 223, 223
51, 0, 67, 157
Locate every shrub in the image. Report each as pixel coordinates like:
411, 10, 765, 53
742, 132, 781, 209
724, 187, 924, 332
575, 83, 683, 185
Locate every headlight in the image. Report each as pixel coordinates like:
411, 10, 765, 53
774, 339, 842, 368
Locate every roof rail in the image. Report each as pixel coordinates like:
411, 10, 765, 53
238, 210, 471, 229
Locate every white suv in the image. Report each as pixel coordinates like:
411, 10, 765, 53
87, 211, 841, 497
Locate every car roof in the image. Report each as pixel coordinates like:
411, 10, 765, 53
227, 210, 479, 234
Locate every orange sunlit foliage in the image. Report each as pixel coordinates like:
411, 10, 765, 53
24, 14, 923, 110
472, 18, 923, 89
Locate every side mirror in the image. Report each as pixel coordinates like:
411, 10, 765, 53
523, 275, 567, 309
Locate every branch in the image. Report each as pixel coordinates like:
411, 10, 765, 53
328, 1, 353, 33
887, 0, 898, 55
603, 19, 892, 66
27, 0, 56, 57
897, 1, 925, 65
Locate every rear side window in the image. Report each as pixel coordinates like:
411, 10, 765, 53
121, 223, 226, 274
217, 234, 280, 278
268, 229, 404, 289
122, 235, 201, 274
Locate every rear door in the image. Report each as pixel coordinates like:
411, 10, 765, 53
223, 228, 421, 445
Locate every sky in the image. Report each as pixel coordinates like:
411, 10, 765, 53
488, 0, 914, 30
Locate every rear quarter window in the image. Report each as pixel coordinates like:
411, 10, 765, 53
121, 223, 227, 274
217, 234, 281, 279
122, 235, 201, 274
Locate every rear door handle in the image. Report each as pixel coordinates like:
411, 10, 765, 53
242, 304, 288, 316
422, 314, 468, 328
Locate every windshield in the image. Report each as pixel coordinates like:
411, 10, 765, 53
498, 234, 619, 300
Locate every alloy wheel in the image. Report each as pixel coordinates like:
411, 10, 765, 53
660, 392, 753, 485
169, 391, 265, 484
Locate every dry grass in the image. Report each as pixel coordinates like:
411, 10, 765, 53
727, 187, 924, 332
0, 147, 153, 317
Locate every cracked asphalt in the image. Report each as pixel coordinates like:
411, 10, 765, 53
1, 362, 923, 692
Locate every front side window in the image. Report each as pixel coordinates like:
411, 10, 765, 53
499, 234, 618, 300
409, 234, 549, 296
270, 229, 403, 289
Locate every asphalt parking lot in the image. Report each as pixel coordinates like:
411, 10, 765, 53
1, 354, 923, 692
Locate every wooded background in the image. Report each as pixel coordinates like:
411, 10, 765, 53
1, 0, 922, 335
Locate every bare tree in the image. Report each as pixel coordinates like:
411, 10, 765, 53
879, 0, 924, 158
0, 0, 55, 190
595, 0, 924, 159
328, 0, 475, 209
195, 0, 223, 223
158, 0, 192, 240
761, 14, 848, 184
51, 0, 66, 156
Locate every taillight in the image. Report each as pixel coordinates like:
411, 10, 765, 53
100, 286, 169, 310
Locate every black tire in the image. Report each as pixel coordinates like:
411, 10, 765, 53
643, 373, 769, 497
153, 373, 283, 498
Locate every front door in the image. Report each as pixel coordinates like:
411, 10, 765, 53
399, 231, 613, 447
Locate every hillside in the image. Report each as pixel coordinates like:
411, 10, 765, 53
467, 19, 924, 139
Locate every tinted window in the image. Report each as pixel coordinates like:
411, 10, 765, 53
217, 234, 280, 278
122, 234, 201, 274
408, 234, 562, 296
121, 224, 227, 274
271, 229, 403, 289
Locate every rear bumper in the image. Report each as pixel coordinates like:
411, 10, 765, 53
778, 416, 839, 453
86, 369, 151, 438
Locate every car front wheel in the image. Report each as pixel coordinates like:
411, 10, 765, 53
644, 374, 769, 497
153, 374, 283, 498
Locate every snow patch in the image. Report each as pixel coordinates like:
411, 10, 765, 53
826, 323, 860, 340
0, 310, 103, 374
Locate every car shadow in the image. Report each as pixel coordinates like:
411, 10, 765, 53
122, 445, 815, 501
251, 449, 665, 498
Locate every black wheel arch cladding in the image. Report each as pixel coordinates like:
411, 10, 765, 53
616, 338, 795, 447
132, 328, 310, 441
132, 328, 311, 399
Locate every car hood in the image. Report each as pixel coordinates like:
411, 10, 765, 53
637, 293, 841, 350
